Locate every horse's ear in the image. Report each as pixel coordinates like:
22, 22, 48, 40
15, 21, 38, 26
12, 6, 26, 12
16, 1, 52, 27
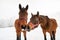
19, 4, 21, 10
25, 5, 28, 10
31, 13, 33, 16
37, 11, 39, 16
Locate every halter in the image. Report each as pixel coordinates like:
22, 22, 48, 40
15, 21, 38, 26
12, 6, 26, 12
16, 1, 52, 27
19, 17, 27, 22
28, 21, 39, 29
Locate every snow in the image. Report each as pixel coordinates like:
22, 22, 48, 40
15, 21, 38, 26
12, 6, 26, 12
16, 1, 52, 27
0, 26, 60, 40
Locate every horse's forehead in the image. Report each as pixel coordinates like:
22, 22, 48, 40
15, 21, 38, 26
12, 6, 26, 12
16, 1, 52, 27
21, 7, 25, 10
31, 16, 39, 20
33, 15, 38, 18
20, 8, 26, 13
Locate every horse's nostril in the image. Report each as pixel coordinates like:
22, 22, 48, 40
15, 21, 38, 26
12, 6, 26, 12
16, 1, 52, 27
21, 25, 30, 31
21, 25, 23, 27
21, 25, 26, 29
27, 25, 30, 31
27, 25, 30, 29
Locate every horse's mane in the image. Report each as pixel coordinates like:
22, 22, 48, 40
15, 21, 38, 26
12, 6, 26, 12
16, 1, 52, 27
45, 16, 50, 29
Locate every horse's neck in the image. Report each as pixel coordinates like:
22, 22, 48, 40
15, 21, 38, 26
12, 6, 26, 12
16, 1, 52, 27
39, 15, 49, 23
39, 15, 45, 23
19, 16, 27, 22
39, 15, 50, 29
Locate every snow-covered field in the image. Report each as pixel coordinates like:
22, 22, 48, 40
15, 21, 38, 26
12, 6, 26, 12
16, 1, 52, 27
0, 26, 60, 40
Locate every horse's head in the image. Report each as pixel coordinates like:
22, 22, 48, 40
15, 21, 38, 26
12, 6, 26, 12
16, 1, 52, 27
30, 12, 39, 25
19, 4, 28, 19
26, 11, 40, 31
18, 4, 29, 31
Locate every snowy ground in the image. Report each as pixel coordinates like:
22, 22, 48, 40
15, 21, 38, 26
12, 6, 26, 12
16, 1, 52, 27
0, 26, 60, 40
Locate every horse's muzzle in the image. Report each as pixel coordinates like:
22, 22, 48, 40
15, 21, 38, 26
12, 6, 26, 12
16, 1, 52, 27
21, 25, 26, 30
21, 25, 30, 31
26, 25, 30, 32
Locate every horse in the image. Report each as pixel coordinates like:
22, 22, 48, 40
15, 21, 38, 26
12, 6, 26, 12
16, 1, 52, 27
27, 11, 58, 40
14, 4, 28, 40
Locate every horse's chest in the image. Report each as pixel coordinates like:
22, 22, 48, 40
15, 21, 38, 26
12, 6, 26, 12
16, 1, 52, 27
19, 20, 27, 25
18, 20, 27, 31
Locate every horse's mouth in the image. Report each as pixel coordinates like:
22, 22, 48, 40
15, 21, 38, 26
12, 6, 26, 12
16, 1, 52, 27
21, 25, 26, 31
21, 25, 30, 31
20, 22, 39, 31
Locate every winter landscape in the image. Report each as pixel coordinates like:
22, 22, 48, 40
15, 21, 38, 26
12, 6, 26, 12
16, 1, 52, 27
0, 0, 60, 40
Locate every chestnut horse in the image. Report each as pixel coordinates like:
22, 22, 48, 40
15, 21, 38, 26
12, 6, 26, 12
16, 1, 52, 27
15, 4, 28, 40
27, 11, 57, 40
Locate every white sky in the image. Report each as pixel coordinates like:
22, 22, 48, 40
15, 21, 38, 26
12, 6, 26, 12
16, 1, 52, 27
0, 0, 60, 40
0, 0, 60, 25
0, 0, 60, 17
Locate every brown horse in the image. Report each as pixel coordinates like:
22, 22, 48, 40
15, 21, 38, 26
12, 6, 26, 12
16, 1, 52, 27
14, 4, 28, 40
27, 11, 57, 40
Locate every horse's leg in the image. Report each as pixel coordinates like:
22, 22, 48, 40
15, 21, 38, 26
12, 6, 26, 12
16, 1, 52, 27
23, 31, 27, 40
52, 31, 55, 40
44, 34, 46, 40
43, 29, 47, 40
17, 31, 21, 40
50, 32, 53, 40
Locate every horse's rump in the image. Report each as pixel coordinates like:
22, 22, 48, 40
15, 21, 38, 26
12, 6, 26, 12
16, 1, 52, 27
48, 19, 57, 30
